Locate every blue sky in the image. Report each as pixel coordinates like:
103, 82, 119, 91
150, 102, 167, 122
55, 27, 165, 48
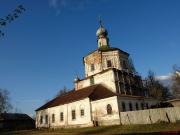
0, 0, 179, 116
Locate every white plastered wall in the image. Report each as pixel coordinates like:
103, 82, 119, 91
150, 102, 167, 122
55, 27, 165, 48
91, 96, 120, 125
117, 96, 159, 112
36, 98, 93, 128
75, 69, 117, 93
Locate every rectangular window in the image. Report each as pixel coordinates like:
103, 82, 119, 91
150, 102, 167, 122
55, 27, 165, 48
60, 112, 64, 121
72, 110, 76, 120
122, 102, 126, 112
107, 60, 112, 68
91, 64, 95, 71
52, 114, 55, 123
90, 77, 94, 85
40, 116, 43, 124
45, 115, 48, 124
80, 109, 84, 116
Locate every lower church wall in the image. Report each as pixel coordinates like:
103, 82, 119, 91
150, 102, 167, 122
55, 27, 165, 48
37, 107, 180, 128
117, 96, 159, 112
98, 119, 120, 126
36, 98, 92, 128
48, 122, 94, 129
91, 96, 120, 126
36, 95, 177, 128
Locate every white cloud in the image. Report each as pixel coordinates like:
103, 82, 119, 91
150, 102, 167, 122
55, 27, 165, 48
155, 74, 173, 87
48, 0, 109, 15
49, 0, 62, 15
156, 75, 172, 81
155, 72, 173, 80
49, 0, 58, 8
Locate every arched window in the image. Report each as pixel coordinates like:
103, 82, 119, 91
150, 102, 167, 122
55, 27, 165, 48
122, 102, 126, 112
129, 102, 132, 111
141, 103, 144, 110
136, 103, 139, 110
107, 104, 112, 114
72, 110, 76, 120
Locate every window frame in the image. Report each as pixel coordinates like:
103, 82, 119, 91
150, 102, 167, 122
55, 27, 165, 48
52, 114, 55, 123
141, 103, 144, 110
122, 102, 126, 112
45, 115, 48, 124
129, 102, 133, 111
40, 115, 43, 124
90, 77, 94, 85
80, 109, 85, 117
107, 104, 112, 115
72, 110, 76, 120
135, 103, 139, 110
60, 112, 64, 121
107, 60, 112, 68
90, 64, 95, 71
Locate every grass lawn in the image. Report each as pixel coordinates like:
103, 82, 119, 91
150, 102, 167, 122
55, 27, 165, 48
1, 123, 180, 135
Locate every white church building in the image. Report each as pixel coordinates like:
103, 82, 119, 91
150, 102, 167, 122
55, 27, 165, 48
35, 22, 158, 128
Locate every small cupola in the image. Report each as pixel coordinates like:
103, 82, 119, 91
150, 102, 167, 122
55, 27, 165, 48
96, 19, 110, 48
96, 26, 108, 37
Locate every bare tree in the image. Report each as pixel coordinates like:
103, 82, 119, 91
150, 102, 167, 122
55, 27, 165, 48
0, 89, 12, 113
171, 65, 180, 98
144, 70, 171, 100
128, 57, 138, 75
55, 86, 69, 97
